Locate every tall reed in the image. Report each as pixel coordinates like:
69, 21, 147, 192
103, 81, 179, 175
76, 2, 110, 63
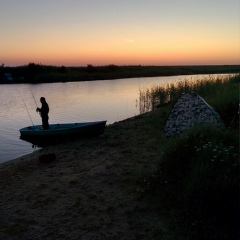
139, 74, 237, 113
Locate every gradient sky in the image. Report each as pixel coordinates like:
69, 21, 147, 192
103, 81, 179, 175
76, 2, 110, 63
0, 0, 239, 66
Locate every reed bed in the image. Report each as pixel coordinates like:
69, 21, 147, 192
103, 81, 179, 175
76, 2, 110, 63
139, 74, 237, 113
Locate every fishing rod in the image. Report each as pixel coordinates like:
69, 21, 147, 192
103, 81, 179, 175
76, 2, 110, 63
29, 86, 38, 108
17, 89, 35, 127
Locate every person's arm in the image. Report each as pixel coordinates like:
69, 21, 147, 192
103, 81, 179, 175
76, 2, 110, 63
36, 107, 41, 113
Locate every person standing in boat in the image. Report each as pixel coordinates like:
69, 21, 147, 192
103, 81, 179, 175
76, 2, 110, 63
36, 97, 49, 129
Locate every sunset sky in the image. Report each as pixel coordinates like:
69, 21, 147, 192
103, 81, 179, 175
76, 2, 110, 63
0, 0, 239, 66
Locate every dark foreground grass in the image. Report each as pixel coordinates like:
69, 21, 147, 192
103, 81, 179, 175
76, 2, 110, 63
143, 126, 239, 239
140, 74, 239, 239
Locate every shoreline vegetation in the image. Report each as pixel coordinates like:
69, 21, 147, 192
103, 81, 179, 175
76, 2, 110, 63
0, 74, 239, 239
0, 64, 239, 83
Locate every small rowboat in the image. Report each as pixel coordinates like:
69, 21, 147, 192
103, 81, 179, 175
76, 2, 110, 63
19, 121, 107, 146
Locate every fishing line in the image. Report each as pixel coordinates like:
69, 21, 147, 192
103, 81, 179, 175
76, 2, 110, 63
17, 89, 35, 127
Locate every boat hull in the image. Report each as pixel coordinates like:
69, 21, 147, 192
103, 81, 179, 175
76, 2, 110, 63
19, 121, 107, 146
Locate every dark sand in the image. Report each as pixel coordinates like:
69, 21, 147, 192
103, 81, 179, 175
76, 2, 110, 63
0, 109, 175, 240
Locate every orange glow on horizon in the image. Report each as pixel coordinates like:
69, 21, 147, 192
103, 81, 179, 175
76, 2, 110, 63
1, 36, 239, 67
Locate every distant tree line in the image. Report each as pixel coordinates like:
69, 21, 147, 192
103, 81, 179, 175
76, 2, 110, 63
0, 63, 239, 84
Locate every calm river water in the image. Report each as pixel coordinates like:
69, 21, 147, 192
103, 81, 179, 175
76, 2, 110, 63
0, 74, 228, 163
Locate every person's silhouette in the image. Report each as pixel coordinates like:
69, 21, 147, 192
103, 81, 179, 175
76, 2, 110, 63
36, 97, 49, 129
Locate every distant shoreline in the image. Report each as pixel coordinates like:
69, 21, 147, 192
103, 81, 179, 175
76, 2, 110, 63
1, 64, 239, 84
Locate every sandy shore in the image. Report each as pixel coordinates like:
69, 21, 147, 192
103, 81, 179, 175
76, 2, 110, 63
0, 110, 174, 240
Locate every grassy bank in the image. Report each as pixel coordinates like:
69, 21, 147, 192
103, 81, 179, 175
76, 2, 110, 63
139, 74, 239, 239
1, 64, 239, 83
